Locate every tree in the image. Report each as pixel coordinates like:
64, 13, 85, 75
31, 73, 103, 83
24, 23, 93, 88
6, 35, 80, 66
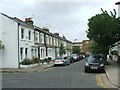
88, 42, 102, 54
86, 9, 120, 64
72, 46, 80, 54
59, 43, 66, 57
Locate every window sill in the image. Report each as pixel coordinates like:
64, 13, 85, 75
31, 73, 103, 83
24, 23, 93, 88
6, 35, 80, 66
20, 39, 26, 41
41, 42, 44, 44
28, 40, 33, 42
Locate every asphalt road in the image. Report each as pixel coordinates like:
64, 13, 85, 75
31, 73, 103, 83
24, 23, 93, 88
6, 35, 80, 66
2, 59, 102, 88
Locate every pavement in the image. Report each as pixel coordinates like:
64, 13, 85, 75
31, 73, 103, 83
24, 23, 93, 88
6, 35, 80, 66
0, 62, 54, 73
105, 58, 120, 88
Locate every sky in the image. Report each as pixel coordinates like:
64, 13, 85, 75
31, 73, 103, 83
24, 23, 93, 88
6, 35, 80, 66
0, 0, 119, 42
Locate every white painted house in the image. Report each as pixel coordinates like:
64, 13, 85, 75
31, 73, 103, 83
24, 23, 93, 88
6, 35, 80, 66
0, 13, 73, 68
15, 18, 38, 63
0, 14, 38, 68
0, 13, 19, 68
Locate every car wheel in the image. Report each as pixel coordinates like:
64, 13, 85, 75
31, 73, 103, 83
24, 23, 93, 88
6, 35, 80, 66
85, 68, 88, 73
64, 63, 67, 66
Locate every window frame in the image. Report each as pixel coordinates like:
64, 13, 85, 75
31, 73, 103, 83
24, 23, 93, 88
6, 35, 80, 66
21, 28, 24, 39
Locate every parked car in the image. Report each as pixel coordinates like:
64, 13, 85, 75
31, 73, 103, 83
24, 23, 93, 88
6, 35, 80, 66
85, 54, 105, 73
77, 54, 84, 61
53, 57, 70, 66
71, 54, 79, 62
67, 56, 75, 63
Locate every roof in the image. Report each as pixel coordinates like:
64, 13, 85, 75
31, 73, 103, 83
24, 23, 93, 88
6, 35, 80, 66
34, 26, 53, 36
0, 13, 72, 43
72, 42, 82, 44
0, 13, 34, 29
0, 13, 13, 20
115, 1, 120, 5
13, 17, 34, 29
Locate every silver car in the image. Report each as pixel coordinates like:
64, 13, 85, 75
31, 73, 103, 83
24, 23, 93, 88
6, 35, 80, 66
54, 57, 70, 66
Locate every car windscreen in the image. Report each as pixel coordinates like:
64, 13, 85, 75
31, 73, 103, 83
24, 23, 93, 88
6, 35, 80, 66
88, 55, 102, 63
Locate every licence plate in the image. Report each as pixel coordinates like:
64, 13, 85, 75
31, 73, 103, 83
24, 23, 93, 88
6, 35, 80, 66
91, 67, 98, 69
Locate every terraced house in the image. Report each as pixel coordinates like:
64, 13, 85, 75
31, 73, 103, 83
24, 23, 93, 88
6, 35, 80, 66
0, 13, 72, 68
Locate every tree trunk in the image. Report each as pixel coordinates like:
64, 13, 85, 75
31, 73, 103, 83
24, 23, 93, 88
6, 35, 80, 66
102, 48, 109, 65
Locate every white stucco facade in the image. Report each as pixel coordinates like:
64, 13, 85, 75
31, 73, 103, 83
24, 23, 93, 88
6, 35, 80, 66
48, 48, 55, 59
0, 13, 73, 68
0, 14, 2, 68
0, 14, 37, 68
19, 25, 38, 62
0, 14, 18, 68
118, 5, 120, 17
40, 46, 46, 60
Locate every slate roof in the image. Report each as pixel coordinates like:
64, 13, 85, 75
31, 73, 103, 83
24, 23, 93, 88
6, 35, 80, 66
115, 1, 120, 5
13, 17, 34, 29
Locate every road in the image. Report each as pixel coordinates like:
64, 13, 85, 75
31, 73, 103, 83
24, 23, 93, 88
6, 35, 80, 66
2, 60, 102, 88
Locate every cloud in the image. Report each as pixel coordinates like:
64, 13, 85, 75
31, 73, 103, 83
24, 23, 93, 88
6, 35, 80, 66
0, 0, 119, 42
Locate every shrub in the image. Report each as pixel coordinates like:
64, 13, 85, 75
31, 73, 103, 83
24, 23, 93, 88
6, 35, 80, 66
48, 57, 52, 60
44, 57, 51, 63
31, 57, 39, 63
111, 50, 118, 55
21, 58, 33, 65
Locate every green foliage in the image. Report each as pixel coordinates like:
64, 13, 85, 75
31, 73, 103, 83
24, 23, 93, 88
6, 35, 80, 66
31, 57, 39, 63
20, 57, 41, 65
88, 42, 102, 54
86, 8, 120, 62
43, 57, 51, 63
110, 50, 118, 55
48, 57, 52, 60
21, 58, 33, 65
20, 57, 52, 65
72, 46, 80, 54
59, 43, 66, 56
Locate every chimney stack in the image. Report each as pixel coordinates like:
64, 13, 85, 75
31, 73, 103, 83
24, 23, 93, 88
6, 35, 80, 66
25, 18, 34, 25
54, 33, 59, 36
63, 35, 66, 39
43, 27, 49, 32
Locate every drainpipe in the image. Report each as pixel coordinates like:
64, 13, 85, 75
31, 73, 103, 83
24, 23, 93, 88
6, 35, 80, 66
38, 32, 40, 65
17, 23, 20, 68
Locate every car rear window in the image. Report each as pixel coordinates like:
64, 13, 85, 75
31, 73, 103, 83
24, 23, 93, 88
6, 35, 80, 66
88, 55, 102, 63
55, 57, 62, 60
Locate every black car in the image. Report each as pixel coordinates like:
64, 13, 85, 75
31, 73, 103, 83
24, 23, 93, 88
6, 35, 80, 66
85, 54, 105, 73
71, 54, 80, 62
67, 56, 75, 63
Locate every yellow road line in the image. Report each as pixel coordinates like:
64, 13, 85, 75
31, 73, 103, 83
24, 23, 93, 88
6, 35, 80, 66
96, 74, 110, 89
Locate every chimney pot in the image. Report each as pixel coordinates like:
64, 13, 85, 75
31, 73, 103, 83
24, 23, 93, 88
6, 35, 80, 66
25, 18, 33, 25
